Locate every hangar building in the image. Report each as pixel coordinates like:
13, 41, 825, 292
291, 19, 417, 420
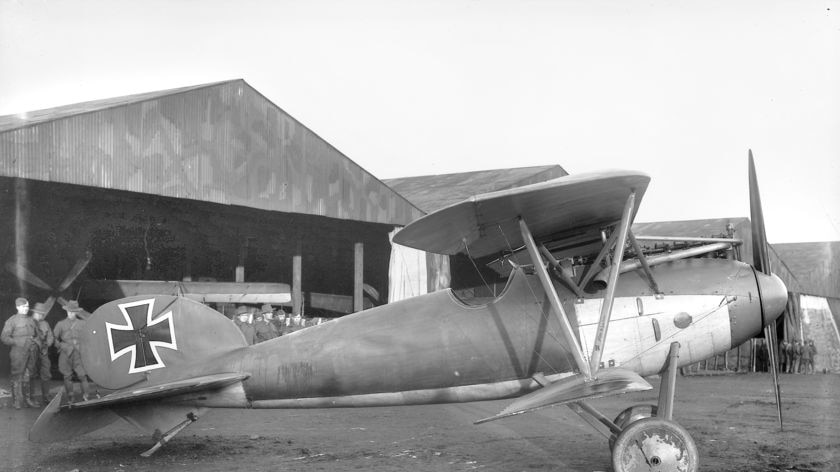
0, 79, 424, 373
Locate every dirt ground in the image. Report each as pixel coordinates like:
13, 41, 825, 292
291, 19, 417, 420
2, 373, 838, 472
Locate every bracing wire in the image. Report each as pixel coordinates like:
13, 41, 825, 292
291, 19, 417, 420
496, 223, 566, 373
464, 239, 493, 297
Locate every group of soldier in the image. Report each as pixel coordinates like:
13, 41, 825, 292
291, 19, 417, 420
1, 297, 91, 410
779, 339, 818, 374
233, 304, 312, 345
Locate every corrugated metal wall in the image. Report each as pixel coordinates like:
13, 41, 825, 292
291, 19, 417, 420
0, 80, 423, 226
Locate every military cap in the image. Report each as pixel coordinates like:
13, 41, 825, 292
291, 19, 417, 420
63, 300, 83, 312
31, 302, 49, 315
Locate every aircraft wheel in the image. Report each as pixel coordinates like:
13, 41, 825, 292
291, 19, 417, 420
611, 417, 698, 472
608, 404, 658, 451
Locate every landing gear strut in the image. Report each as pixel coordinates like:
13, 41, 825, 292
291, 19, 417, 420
610, 342, 698, 472
570, 342, 699, 471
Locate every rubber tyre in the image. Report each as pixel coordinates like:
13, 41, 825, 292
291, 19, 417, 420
611, 417, 698, 472
608, 404, 658, 451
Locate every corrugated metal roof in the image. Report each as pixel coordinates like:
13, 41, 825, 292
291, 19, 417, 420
0, 80, 423, 226
384, 165, 568, 213
0, 81, 234, 133
771, 242, 840, 299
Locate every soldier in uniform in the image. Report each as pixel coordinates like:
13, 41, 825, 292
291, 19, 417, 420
791, 340, 802, 373
779, 340, 789, 373
233, 306, 256, 345
53, 300, 91, 402
1, 297, 39, 409
784, 341, 794, 373
30, 302, 55, 406
801, 340, 817, 374
254, 304, 279, 343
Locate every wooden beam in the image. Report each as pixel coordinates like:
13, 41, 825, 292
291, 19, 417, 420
236, 243, 247, 283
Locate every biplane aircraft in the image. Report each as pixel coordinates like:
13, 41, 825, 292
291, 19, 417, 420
30, 154, 786, 472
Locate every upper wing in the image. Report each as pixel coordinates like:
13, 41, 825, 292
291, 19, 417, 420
392, 170, 650, 258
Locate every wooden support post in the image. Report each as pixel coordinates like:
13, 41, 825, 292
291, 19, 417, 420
236, 243, 247, 283
183, 247, 193, 282
354, 242, 364, 312
292, 254, 302, 316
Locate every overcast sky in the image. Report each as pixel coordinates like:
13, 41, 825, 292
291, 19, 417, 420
1, 0, 838, 243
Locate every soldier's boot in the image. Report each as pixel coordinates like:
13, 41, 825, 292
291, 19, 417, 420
41, 381, 52, 405
80, 378, 92, 402
23, 381, 40, 408
63, 379, 75, 403
12, 381, 23, 410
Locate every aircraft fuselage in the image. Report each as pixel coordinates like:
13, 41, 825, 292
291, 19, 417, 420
188, 258, 786, 409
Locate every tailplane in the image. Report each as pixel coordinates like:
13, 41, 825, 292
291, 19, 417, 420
30, 296, 251, 451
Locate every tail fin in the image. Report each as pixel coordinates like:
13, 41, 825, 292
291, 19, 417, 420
81, 295, 247, 389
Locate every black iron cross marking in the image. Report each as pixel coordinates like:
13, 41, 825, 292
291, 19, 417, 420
107, 299, 178, 374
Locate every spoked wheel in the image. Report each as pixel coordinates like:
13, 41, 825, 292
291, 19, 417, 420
609, 404, 658, 451
611, 417, 698, 472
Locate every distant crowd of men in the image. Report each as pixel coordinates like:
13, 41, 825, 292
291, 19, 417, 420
232, 303, 322, 345
2, 297, 312, 409
779, 339, 818, 374
754, 338, 819, 374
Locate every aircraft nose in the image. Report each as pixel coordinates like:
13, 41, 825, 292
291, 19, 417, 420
757, 272, 788, 326
728, 269, 789, 348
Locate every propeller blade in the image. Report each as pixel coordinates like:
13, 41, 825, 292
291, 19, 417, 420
750, 151, 784, 430
4, 262, 53, 291
57, 251, 92, 292
764, 323, 784, 430
43, 296, 57, 314
748, 150, 771, 275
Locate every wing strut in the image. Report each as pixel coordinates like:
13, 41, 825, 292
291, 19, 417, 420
627, 231, 662, 296
519, 219, 593, 380
589, 192, 635, 375
577, 230, 619, 289
538, 245, 585, 299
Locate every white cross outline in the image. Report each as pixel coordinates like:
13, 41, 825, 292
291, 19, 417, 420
106, 298, 178, 374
